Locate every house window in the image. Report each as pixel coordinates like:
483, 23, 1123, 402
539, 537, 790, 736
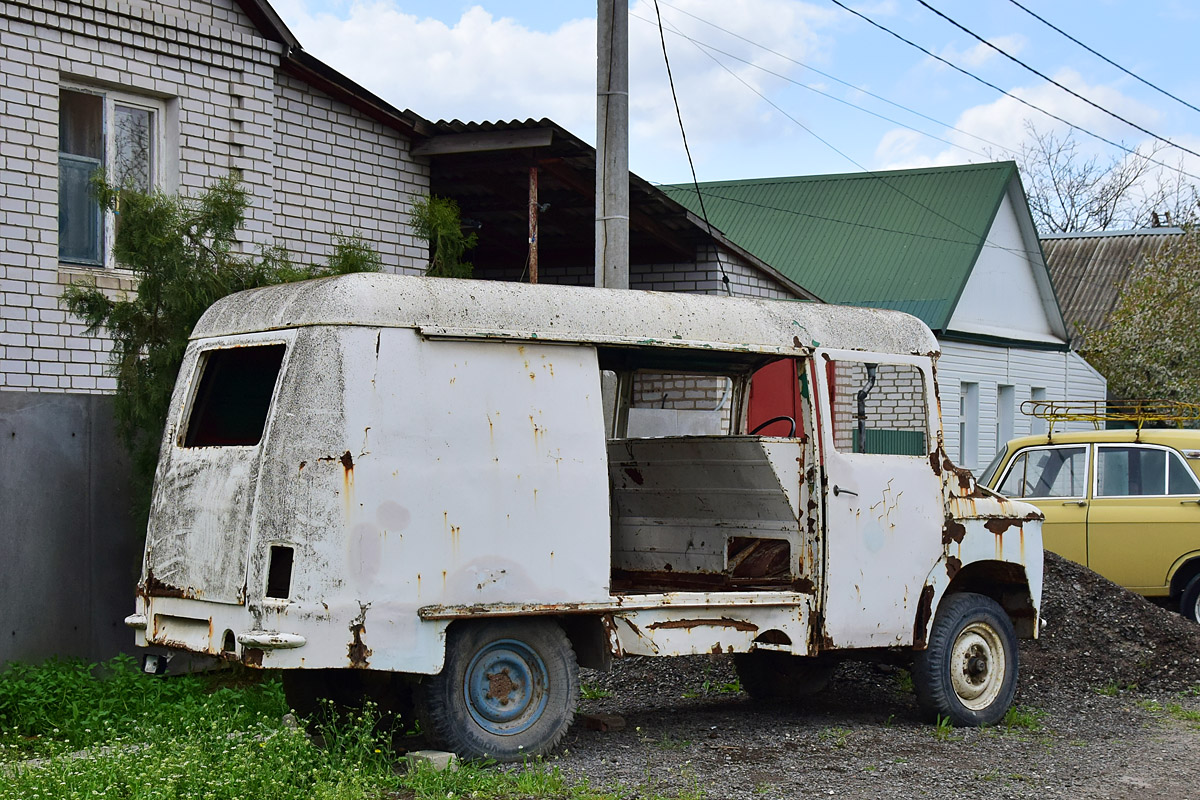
58, 87, 162, 266
1029, 387, 1047, 434
959, 382, 979, 468
996, 384, 1014, 449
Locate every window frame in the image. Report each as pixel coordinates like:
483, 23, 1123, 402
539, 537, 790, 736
1092, 443, 1200, 499
58, 83, 167, 269
995, 444, 1090, 500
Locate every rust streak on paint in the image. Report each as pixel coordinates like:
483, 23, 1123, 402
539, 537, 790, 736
913, 584, 935, 649
646, 617, 759, 632
942, 518, 966, 545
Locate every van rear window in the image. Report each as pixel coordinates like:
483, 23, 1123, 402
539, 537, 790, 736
183, 344, 285, 447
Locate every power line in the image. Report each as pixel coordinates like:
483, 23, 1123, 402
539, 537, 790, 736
914, 0, 1200, 161
650, 0, 731, 295
649, 12, 1033, 260
825, 0, 1200, 183
1004, 0, 1200, 118
633, 10, 992, 161
654, 0, 1008, 158
659, 180, 1049, 262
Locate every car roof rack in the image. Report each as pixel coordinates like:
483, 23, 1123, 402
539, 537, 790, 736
1022, 400, 1200, 436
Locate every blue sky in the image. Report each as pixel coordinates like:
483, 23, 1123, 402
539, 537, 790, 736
270, 0, 1200, 188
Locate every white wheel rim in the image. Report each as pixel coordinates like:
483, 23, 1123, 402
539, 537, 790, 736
949, 621, 1006, 711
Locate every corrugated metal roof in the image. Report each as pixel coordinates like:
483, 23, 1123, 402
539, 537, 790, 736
662, 162, 1018, 331
1041, 228, 1185, 346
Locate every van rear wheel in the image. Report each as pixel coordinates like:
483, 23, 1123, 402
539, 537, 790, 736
913, 592, 1017, 727
418, 619, 578, 761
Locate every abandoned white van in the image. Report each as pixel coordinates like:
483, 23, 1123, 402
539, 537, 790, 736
128, 273, 1043, 760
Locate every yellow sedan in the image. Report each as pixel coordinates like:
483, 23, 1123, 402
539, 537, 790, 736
982, 429, 1200, 622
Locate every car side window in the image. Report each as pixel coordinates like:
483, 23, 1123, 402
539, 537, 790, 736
1169, 451, 1200, 495
1096, 445, 1179, 497
997, 446, 1087, 498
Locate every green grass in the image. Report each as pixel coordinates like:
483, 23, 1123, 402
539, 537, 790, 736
580, 683, 612, 700
931, 714, 957, 742
0, 657, 662, 800
1001, 705, 1045, 732
681, 678, 741, 699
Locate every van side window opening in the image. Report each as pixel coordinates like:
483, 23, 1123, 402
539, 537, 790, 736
183, 344, 286, 447
624, 372, 735, 438
827, 360, 927, 455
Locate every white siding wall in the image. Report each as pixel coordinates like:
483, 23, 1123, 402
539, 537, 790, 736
936, 340, 1106, 472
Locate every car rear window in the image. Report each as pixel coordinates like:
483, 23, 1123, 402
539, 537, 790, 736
183, 344, 286, 447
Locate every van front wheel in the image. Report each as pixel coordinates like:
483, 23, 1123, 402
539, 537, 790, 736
913, 592, 1017, 727
419, 619, 578, 761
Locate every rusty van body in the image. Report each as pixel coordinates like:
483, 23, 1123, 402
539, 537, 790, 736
128, 273, 1043, 759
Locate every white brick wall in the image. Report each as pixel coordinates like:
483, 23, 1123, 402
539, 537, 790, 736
0, 0, 431, 393
272, 72, 426, 274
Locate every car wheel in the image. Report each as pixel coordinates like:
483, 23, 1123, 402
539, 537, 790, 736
913, 592, 1018, 727
734, 651, 837, 700
418, 618, 578, 761
1180, 574, 1200, 624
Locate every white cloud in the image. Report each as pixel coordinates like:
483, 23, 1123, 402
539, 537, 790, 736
271, 0, 839, 181
934, 34, 1027, 70
876, 69, 1170, 171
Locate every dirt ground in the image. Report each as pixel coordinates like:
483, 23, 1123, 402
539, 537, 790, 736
541, 554, 1200, 800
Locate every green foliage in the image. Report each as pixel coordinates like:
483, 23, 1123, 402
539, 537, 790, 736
61, 175, 382, 530
1002, 705, 1045, 732
931, 714, 957, 741
410, 194, 477, 278
1083, 226, 1200, 402
580, 683, 612, 700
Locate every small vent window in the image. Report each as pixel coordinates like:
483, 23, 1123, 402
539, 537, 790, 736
265, 545, 294, 599
184, 344, 285, 447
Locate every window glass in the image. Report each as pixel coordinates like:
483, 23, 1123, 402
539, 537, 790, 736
997, 446, 1086, 498
114, 104, 153, 191
829, 360, 927, 455
1169, 452, 1200, 495
58, 90, 104, 264
183, 345, 286, 448
1097, 446, 1166, 496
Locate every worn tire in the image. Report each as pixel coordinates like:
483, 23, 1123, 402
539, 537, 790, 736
418, 619, 578, 761
734, 651, 836, 701
913, 592, 1018, 727
1180, 574, 1200, 624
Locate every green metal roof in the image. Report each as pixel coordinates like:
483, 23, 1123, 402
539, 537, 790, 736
662, 162, 1019, 332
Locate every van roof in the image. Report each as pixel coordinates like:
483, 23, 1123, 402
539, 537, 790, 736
191, 273, 940, 358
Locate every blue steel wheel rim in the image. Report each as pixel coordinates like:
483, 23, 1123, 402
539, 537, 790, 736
463, 638, 550, 736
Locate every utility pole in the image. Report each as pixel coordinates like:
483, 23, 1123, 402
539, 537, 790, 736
595, 0, 629, 289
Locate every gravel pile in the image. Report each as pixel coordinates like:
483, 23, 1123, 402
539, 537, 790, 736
1022, 552, 1200, 696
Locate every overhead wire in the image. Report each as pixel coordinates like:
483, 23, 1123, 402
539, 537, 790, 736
913, 0, 1200, 161
825, 0, 1200, 183
632, 13, 993, 161
1004, 0, 1200, 118
645, 9, 1030, 259
650, 0, 732, 294
655, 0, 1011, 157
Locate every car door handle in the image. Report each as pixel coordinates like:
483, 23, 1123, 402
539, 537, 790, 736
833, 485, 858, 497
1180, 499, 1200, 506
1062, 500, 1087, 506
